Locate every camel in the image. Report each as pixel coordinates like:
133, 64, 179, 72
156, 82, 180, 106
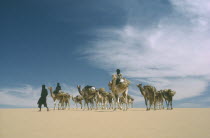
127, 95, 134, 108
59, 93, 71, 110
137, 84, 157, 110
119, 94, 134, 109
95, 88, 109, 110
48, 87, 63, 110
99, 88, 109, 109
77, 85, 97, 110
106, 92, 115, 109
155, 91, 164, 110
161, 89, 176, 110
72, 95, 83, 109
119, 93, 126, 108
109, 74, 130, 111
48, 87, 70, 110
95, 90, 104, 109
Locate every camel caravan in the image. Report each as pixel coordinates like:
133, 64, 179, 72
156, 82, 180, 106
38, 69, 176, 111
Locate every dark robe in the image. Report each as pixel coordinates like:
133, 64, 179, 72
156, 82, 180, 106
116, 74, 123, 85
37, 88, 48, 107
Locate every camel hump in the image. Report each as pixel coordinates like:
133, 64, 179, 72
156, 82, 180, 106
144, 85, 156, 90
57, 92, 69, 97
99, 88, 105, 93
144, 85, 153, 88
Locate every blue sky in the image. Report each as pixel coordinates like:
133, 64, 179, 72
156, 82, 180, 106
0, 0, 210, 108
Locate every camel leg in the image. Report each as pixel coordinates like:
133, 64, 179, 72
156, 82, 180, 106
168, 101, 170, 110
113, 95, 117, 111
146, 99, 150, 110
144, 98, 149, 110
170, 97, 173, 110
117, 96, 119, 110
83, 101, 85, 110
101, 101, 104, 110
117, 96, 122, 110
58, 102, 60, 110
161, 101, 163, 109
99, 102, 101, 110
154, 100, 156, 110
90, 102, 92, 110
153, 96, 156, 111
165, 100, 168, 110
54, 101, 56, 110
87, 103, 89, 110
68, 100, 70, 110
76, 103, 78, 109
124, 90, 128, 111
83, 101, 87, 110
105, 99, 107, 110
83, 103, 86, 110
67, 101, 70, 110
84, 102, 87, 110
101, 101, 104, 109
162, 100, 164, 109
98, 101, 100, 110
105, 100, 108, 110
101, 100, 104, 110
96, 102, 98, 110
91, 101, 94, 110
149, 99, 153, 110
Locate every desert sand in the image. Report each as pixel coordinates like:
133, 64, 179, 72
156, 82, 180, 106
0, 108, 210, 138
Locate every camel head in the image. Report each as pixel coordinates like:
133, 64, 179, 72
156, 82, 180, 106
112, 74, 117, 80
48, 87, 53, 91
95, 89, 99, 95
137, 84, 142, 88
108, 81, 112, 90
72, 96, 75, 101
77, 85, 81, 89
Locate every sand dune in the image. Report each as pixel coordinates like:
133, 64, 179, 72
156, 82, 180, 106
0, 108, 210, 138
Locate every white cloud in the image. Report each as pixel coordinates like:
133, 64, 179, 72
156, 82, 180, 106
83, 0, 210, 101
170, 0, 210, 31
0, 85, 41, 107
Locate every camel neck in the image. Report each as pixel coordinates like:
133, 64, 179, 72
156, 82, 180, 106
78, 87, 83, 96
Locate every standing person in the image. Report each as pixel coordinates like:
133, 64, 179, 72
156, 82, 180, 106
53, 83, 61, 95
37, 85, 49, 111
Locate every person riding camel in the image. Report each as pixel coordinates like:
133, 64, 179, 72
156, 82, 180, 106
116, 69, 123, 85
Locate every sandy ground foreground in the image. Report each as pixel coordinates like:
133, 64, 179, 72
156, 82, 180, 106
0, 108, 210, 138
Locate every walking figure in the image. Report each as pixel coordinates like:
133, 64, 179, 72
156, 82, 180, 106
37, 85, 49, 111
